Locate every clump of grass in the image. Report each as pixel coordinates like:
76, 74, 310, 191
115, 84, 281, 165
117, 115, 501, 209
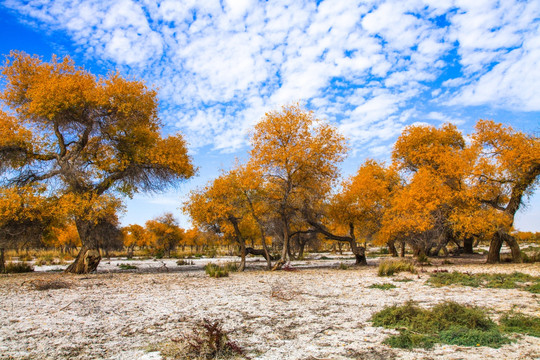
117, 263, 138, 270
28, 278, 72, 290
371, 301, 510, 349
525, 283, 540, 294
18, 253, 33, 262
441, 259, 453, 265
500, 312, 540, 337
338, 262, 349, 270
223, 262, 239, 272
378, 259, 416, 276
35, 254, 67, 266
393, 278, 413, 283
416, 253, 431, 265
176, 259, 194, 266
428, 271, 540, 292
5, 262, 34, 273
159, 319, 246, 359
522, 251, 540, 263
204, 263, 229, 278
369, 283, 396, 290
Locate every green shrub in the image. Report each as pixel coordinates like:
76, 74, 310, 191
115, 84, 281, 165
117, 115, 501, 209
500, 312, 540, 337
428, 271, 539, 292
117, 263, 138, 270
204, 263, 229, 278
371, 301, 509, 349
383, 331, 437, 349
378, 260, 416, 276
369, 283, 396, 290
439, 327, 510, 348
521, 251, 540, 263
525, 283, 540, 294
5, 262, 34, 273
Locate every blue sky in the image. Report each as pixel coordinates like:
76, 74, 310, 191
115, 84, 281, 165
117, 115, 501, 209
1, 0, 539, 231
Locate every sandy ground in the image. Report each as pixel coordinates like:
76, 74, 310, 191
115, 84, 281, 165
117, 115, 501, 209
1, 256, 539, 360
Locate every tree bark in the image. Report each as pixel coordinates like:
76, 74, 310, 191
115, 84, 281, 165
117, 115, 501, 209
229, 217, 246, 271
486, 233, 504, 263
246, 247, 276, 261
463, 237, 474, 254
0, 248, 5, 273
487, 231, 522, 263
387, 240, 398, 257
65, 219, 101, 274
349, 240, 367, 265
400, 241, 406, 257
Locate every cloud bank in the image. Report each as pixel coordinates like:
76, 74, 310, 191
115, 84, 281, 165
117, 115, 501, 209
3, 0, 539, 152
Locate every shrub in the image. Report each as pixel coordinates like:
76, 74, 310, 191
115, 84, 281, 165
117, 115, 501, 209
438, 327, 510, 348
500, 312, 540, 337
117, 263, 138, 270
158, 319, 246, 359
383, 331, 437, 349
371, 301, 510, 349
525, 283, 540, 294
338, 262, 349, 270
522, 251, 540, 263
378, 260, 416, 276
428, 271, 539, 292
369, 283, 396, 290
5, 262, 34, 273
204, 263, 229, 278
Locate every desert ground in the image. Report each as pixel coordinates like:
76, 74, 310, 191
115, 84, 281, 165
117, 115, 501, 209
1, 255, 539, 360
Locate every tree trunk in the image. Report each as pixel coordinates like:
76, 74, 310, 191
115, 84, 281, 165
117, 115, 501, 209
65, 245, 101, 273
487, 231, 522, 263
400, 241, 406, 257
298, 240, 306, 260
273, 219, 290, 270
229, 217, 246, 271
127, 245, 134, 259
259, 227, 272, 270
486, 233, 504, 263
65, 219, 101, 274
387, 240, 398, 257
238, 240, 246, 272
349, 240, 367, 265
0, 248, 5, 273
463, 237, 474, 254
502, 232, 522, 263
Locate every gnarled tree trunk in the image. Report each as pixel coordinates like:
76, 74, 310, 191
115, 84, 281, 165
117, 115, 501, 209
65, 219, 101, 274
387, 240, 398, 257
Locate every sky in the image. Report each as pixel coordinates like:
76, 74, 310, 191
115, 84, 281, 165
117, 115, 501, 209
0, 0, 539, 231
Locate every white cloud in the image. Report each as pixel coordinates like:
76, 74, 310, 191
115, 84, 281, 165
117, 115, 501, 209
2, 0, 539, 152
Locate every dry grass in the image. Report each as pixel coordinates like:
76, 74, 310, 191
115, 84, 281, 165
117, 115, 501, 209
25, 277, 73, 291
